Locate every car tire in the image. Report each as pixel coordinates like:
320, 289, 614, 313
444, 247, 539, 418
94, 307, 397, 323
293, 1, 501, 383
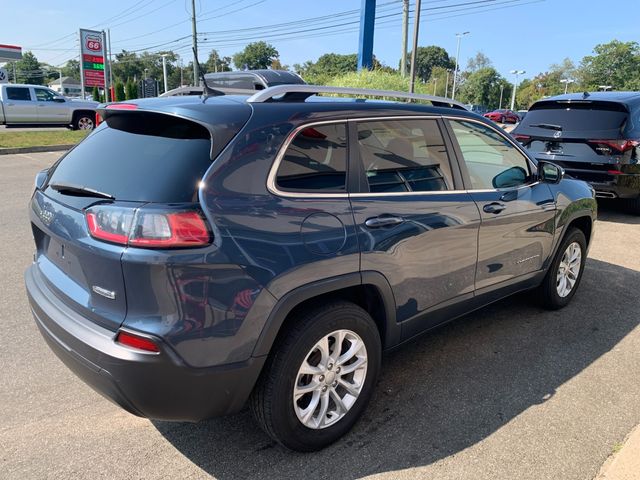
537, 227, 587, 310
626, 196, 640, 215
250, 301, 381, 452
73, 112, 95, 131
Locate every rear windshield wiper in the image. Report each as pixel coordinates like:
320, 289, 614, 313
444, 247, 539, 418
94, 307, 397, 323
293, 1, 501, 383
49, 182, 114, 200
528, 123, 563, 131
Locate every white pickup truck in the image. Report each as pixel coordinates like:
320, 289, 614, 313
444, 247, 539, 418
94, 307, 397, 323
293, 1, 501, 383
0, 84, 99, 130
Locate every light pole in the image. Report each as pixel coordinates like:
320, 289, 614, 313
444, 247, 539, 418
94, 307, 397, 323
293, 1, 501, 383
433, 77, 438, 95
510, 69, 525, 110
559, 78, 575, 94
499, 84, 504, 109
161, 54, 169, 94
445, 69, 452, 98
451, 31, 469, 101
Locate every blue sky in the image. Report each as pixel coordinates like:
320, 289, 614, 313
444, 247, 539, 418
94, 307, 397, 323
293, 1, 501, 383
2, 0, 638, 80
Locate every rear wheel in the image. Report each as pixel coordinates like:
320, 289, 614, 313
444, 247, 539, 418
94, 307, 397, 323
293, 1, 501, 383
73, 112, 94, 131
250, 301, 381, 451
537, 228, 587, 310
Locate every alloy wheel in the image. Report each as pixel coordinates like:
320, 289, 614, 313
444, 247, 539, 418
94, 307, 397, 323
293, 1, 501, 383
556, 241, 582, 298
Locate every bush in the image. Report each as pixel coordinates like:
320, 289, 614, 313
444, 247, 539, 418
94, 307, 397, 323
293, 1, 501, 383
115, 80, 126, 101
92, 86, 100, 102
325, 70, 432, 99
125, 79, 137, 100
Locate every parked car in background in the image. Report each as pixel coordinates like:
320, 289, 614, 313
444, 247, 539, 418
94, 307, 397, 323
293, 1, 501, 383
512, 91, 640, 214
484, 109, 520, 124
204, 69, 306, 90
465, 104, 489, 115
26, 85, 596, 452
517, 110, 528, 121
0, 84, 98, 129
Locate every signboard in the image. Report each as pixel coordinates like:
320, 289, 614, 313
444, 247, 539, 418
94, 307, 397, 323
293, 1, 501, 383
79, 29, 105, 88
0, 43, 22, 61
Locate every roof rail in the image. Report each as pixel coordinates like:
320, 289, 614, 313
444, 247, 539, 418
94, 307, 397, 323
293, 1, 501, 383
245, 84, 468, 110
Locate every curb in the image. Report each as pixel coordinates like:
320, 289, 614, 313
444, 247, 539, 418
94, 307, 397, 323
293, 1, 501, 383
0, 145, 73, 156
596, 424, 640, 480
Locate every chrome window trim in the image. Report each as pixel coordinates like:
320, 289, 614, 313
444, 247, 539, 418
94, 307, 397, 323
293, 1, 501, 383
266, 115, 540, 200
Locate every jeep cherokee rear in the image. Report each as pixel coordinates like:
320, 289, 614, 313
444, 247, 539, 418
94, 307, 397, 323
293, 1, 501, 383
26, 86, 596, 452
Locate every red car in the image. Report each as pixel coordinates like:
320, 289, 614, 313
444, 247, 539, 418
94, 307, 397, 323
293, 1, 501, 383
484, 109, 520, 124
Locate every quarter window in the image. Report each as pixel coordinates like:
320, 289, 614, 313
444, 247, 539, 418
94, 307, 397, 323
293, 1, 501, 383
357, 119, 454, 193
6, 87, 31, 101
449, 120, 531, 189
275, 123, 348, 192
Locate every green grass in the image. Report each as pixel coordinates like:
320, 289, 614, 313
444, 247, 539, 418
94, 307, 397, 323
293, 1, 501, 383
0, 130, 88, 149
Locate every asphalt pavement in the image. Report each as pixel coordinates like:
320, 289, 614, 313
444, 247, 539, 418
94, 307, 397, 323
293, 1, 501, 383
1, 152, 639, 480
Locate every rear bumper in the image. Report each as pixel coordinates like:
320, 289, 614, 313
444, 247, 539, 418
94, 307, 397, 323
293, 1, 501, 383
25, 264, 265, 422
564, 171, 640, 199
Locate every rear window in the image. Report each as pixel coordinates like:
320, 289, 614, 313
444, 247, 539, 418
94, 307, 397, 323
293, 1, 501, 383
46, 112, 212, 203
518, 101, 629, 138
6, 87, 31, 101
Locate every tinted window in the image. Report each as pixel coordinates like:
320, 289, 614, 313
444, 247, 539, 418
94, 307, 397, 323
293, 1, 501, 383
276, 123, 347, 192
6, 87, 31, 101
450, 119, 531, 190
518, 100, 629, 138
35, 88, 57, 102
357, 119, 453, 193
46, 112, 212, 203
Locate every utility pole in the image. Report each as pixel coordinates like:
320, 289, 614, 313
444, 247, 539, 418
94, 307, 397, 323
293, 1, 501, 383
451, 31, 469, 100
445, 69, 451, 97
433, 77, 437, 95
180, 59, 184, 86
102, 30, 109, 102
191, 0, 199, 85
510, 69, 525, 110
108, 29, 114, 96
400, 0, 409, 77
161, 54, 168, 94
409, 0, 421, 94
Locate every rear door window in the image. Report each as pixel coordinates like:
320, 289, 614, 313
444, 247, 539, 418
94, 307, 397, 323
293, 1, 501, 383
46, 112, 213, 203
275, 123, 348, 192
356, 118, 454, 192
6, 87, 32, 101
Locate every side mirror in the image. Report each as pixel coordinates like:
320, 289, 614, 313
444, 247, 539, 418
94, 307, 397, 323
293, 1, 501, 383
538, 161, 564, 184
53, 96, 66, 103
34, 168, 49, 190
492, 166, 528, 189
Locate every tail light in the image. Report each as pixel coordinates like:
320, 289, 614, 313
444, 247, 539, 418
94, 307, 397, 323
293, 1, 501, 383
95, 112, 103, 127
116, 331, 160, 353
85, 205, 210, 248
513, 134, 531, 144
588, 139, 639, 154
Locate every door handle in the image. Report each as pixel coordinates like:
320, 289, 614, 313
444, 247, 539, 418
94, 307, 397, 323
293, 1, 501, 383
5, 102, 14, 106
483, 202, 506, 214
365, 216, 404, 228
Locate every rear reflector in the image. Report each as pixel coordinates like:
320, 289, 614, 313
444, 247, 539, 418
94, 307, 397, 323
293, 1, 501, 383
85, 205, 210, 249
513, 134, 531, 142
116, 331, 160, 353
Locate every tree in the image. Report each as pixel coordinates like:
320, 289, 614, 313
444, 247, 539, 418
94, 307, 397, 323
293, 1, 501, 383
232, 41, 278, 70
125, 79, 137, 100
205, 49, 231, 73
403, 46, 454, 83
580, 40, 640, 90
15, 51, 43, 85
466, 52, 492, 72
92, 86, 100, 102
61, 59, 80, 80
458, 67, 511, 109
115, 80, 126, 101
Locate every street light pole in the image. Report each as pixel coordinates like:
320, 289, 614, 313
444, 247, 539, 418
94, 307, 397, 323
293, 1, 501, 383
161, 54, 168, 94
433, 77, 437, 95
445, 69, 451, 98
451, 31, 469, 101
560, 78, 575, 94
499, 84, 504, 109
510, 69, 525, 110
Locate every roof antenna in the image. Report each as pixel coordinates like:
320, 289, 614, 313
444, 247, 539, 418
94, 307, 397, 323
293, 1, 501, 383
192, 47, 223, 100
583, 91, 590, 98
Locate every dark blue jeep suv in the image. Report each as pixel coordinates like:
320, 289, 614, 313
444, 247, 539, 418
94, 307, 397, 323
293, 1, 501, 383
25, 85, 597, 451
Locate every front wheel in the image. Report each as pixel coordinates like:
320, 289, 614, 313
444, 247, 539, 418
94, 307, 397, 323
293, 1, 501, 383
250, 302, 381, 451
537, 228, 587, 310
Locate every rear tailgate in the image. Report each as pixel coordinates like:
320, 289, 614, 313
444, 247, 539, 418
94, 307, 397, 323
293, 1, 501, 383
30, 103, 251, 331
513, 100, 630, 176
